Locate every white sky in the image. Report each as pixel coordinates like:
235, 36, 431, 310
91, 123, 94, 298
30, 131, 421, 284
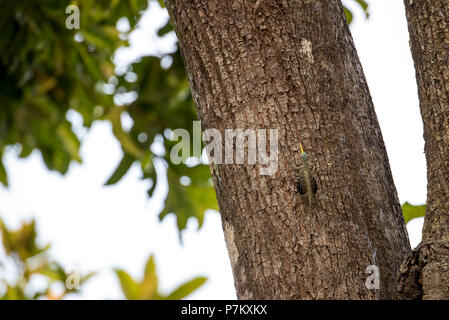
0, 0, 426, 299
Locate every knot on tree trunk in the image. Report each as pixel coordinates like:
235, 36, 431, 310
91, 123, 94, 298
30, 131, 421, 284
398, 240, 449, 300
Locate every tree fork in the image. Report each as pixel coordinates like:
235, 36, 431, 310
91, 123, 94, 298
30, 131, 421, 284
165, 0, 410, 299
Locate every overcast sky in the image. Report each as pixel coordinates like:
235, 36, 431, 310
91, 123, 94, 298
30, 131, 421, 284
0, 0, 426, 299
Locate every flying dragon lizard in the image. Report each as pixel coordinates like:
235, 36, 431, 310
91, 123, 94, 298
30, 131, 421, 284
296, 143, 318, 210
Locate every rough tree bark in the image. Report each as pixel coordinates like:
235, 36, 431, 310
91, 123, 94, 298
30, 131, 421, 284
165, 0, 411, 299
399, 0, 449, 300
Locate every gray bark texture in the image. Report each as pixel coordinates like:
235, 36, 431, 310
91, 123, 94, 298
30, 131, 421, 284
399, 0, 449, 300
165, 0, 411, 299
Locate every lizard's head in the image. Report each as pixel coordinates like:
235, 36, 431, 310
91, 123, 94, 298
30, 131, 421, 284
299, 143, 308, 163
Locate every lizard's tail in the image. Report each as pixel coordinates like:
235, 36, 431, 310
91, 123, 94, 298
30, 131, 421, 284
308, 194, 313, 209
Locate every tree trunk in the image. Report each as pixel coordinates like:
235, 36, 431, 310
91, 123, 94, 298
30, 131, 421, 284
165, 0, 411, 299
398, 0, 449, 300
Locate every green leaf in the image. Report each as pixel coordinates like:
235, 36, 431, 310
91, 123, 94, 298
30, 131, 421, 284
344, 8, 353, 24
36, 263, 67, 282
355, 0, 370, 18
104, 153, 134, 185
81, 271, 97, 284
144, 255, 157, 278
114, 269, 140, 300
57, 123, 82, 163
160, 164, 218, 235
0, 219, 49, 261
402, 202, 426, 224
139, 255, 158, 299
107, 107, 143, 159
166, 277, 207, 300
1, 284, 27, 300
0, 159, 8, 187
344, 0, 369, 25
81, 27, 118, 50
157, 21, 173, 37
75, 42, 103, 80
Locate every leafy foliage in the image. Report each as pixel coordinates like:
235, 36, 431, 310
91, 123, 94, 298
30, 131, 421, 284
114, 254, 206, 300
0, 0, 211, 301
0, 0, 215, 235
0, 219, 205, 300
402, 202, 426, 224
0, 218, 94, 299
345, 0, 370, 24
162, 163, 218, 232
0, 0, 147, 176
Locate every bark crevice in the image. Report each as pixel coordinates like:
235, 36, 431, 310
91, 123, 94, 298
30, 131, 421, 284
399, 240, 449, 300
